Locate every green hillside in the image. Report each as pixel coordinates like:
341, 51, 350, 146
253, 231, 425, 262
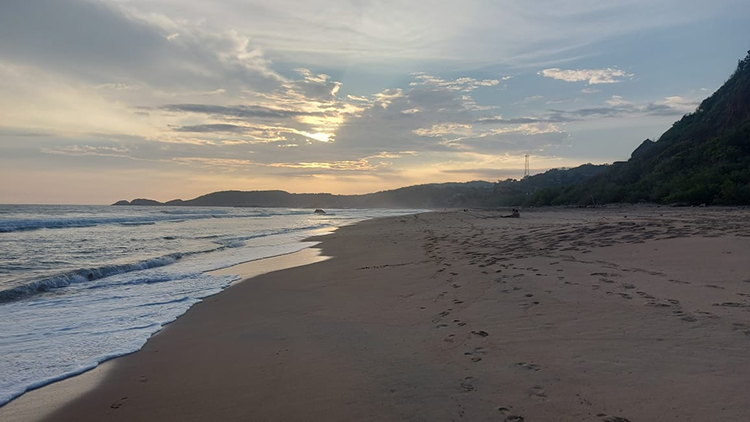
536, 51, 750, 206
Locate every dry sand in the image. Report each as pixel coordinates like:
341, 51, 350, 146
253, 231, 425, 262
5, 207, 750, 421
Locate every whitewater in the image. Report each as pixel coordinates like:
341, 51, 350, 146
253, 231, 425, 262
0, 205, 419, 406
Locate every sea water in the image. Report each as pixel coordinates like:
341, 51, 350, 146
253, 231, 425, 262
0, 205, 419, 405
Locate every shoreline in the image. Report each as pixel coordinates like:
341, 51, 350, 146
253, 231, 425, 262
0, 245, 336, 421
5, 207, 750, 421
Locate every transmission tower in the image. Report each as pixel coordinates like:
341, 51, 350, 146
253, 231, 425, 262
523, 154, 530, 178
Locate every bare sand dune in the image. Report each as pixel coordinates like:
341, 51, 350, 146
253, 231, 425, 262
6, 207, 750, 421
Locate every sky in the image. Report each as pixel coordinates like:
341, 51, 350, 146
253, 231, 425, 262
1, 0, 749, 204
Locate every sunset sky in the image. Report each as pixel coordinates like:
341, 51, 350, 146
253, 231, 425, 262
1, 0, 749, 204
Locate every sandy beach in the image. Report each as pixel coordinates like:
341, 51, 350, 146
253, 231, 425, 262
4, 206, 750, 421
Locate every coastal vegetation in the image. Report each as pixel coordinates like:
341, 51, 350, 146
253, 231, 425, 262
532, 51, 750, 206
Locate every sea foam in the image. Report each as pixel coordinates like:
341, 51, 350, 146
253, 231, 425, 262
0, 206, 420, 406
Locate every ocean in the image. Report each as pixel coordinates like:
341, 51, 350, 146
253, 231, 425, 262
0, 205, 419, 405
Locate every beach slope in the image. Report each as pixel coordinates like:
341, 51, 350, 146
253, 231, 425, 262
34, 208, 750, 421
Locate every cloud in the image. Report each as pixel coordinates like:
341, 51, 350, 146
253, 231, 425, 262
150, 71, 554, 167
0, 0, 284, 93
515, 95, 545, 105
477, 95, 699, 127
0, 61, 154, 136
280, 69, 342, 104
41, 145, 133, 159
413, 123, 474, 138
558, 96, 698, 118
108, 0, 740, 70
454, 130, 568, 155
539, 68, 634, 84
410, 73, 503, 92
162, 104, 316, 119
605, 95, 630, 106
169, 157, 257, 170
663, 96, 699, 110
267, 159, 380, 171
173, 124, 250, 133
331, 76, 488, 156
476, 115, 572, 125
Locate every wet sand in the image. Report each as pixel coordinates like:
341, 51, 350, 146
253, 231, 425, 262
7, 207, 750, 421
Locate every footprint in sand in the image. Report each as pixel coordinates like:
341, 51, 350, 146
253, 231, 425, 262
597, 414, 631, 422
464, 347, 487, 362
713, 302, 747, 308
695, 310, 719, 319
528, 385, 547, 400
110, 396, 129, 409
460, 377, 475, 392
668, 279, 691, 285
732, 323, 750, 336
432, 311, 451, 323
681, 316, 697, 322
498, 407, 525, 422
471, 330, 489, 337
591, 272, 620, 278
514, 362, 540, 371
